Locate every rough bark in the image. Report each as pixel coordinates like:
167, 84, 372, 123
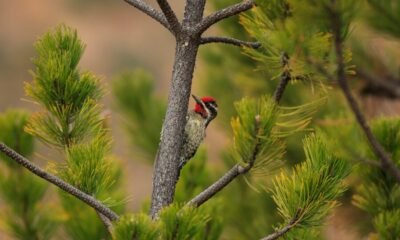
150, 0, 206, 218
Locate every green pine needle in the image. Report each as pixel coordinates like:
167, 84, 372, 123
113, 214, 160, 240
160, 204, 210, 240
60, 134, 114, 195
271, 134, 349, 228
113, 70, 166, 161
373, 209, 400, 240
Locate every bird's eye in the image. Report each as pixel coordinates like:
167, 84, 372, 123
209, 102, 217, 108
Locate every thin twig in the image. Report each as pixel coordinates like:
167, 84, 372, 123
330, 5, 400, 184
187, 115, 261, 207
273, 70, 291, 103
0, 142, 119, 221
124, 0, 172, 33
187, 164, 246, 207
273, 52, 291, 103
200, 36, 261, 49
155, 0, 181, 35
260, 209, 301, 240
97, 212, 114, 234
195, 0, 255, 34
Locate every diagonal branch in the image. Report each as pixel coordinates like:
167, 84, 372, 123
97, 212, 114, 234
260, 209, 301, 240
273, 70, 291, 103
200, 36, 261, 49
155, 0, 181, 35
195, 0, 255, 34
330, 6, 400, 183
124, 0, 172, 33
187, 164, 248, 207
0, 142, 120, 222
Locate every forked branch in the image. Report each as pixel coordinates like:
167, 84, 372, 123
0, 143, 119, 222
156, 0, 181, 35
200, 36, 261, 49
195, 0, 255, 34
124, 0, 171, 32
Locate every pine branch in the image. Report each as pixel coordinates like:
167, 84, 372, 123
155, 0, 181, 35
195, 0, 255, 34
0, 142, 119, 222
97, 212, 114, 234
330, 5, 400, 184
124, 0, 172, 33
200, 36, 261, 49
273, 70, 291, 103
187, 164, 247, 207
260, 210, 300, 240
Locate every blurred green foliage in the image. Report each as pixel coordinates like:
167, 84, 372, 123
0, 110, 57, 240
113, 70, 166, 161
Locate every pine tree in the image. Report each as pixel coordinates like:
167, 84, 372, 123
0, 0, 399, 239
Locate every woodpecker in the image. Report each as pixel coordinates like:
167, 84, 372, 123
178, 95, 218, 171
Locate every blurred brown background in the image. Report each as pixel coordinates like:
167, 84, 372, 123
0, 0, 179, 211
0, 0, 228, 213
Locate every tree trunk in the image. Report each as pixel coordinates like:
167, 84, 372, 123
150, 37, 200, 218
150, 0, 205, 219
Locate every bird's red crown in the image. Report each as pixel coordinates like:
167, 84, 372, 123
194, 96, 216, 117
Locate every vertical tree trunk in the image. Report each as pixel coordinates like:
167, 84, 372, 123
150, 0, 206, 218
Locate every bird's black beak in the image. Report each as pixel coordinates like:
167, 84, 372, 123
192, 94, 203, 105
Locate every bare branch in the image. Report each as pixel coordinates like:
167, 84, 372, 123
273, 70, 291, 103
200, 36, 261, 49
196, 0, 255, 34
124, 0, 172, 33
156, 0, 181, 35
331, 7, 400, 183
187, 164, 248, 207
0, 143, 120, 221
97, 212, 114, 234
272, 52, 292, 103
260, 210, 301, 240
